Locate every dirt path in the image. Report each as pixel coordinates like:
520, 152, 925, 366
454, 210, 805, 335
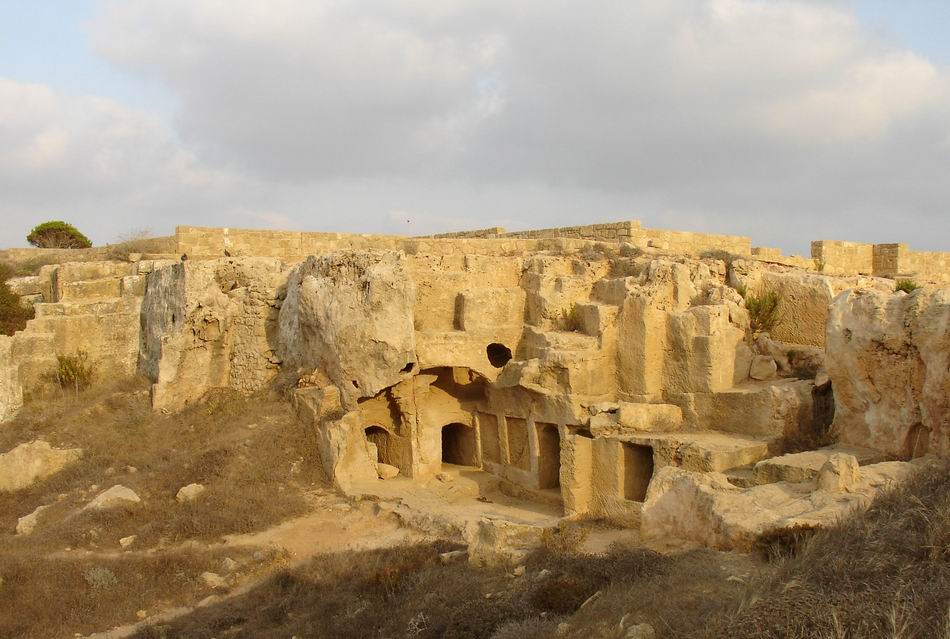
83, 492, 420, 639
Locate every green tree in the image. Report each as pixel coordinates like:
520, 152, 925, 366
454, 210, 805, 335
26, 221, 92, 249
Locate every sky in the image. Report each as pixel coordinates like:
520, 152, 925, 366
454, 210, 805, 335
1, 1, 949, 255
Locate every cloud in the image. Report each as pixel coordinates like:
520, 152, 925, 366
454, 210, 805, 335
3, 0, 950, 252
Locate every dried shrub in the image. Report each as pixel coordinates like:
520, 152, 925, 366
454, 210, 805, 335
754, 523, 821, 561
895, 279, 921, 294
51, 350, 95, 392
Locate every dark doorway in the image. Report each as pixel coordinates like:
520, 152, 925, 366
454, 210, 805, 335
442, 423, 478, 466
622, 443, 654, 501
536, 423, 561, 489
364, 426, 392, 465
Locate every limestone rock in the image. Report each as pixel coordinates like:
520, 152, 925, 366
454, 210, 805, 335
85, 485, 141, 511
119, 535, 137, 548
749, 355, 777, 381
278, 251, 416, 410
826, 288, 950, 457
0, 336, 23, 423
617, 402, 683, 432
16, 504, 51, 535
817, 454, 861, 492
139, 258, 289, 411
377, 463, 400, 480
641, 462, 917, 550
0, 441, 82, 492
200, 571, 228, 590
176, 483, 206, 503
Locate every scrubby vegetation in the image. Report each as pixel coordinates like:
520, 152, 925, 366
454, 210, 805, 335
50, 350, 95, 393
0, 263, 34, 336
895, 279, 921, 294
123, 461, 949, 639
741, 286, 782, 335
27, 220, 92, 249
106, 229, 175, 261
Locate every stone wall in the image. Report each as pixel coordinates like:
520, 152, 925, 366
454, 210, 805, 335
426, 227, 505, 239
640, 227, 751, 256
502, 221, 641, 242
812, 240, 950, 284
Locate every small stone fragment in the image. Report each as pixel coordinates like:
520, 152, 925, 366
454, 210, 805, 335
377, 463, 400, 480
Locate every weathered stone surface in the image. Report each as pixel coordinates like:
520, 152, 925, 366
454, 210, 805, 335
139, 258, 288, 411
617, 402, 683, 432
377, 463, 400, 480
0, 336, 23, 423
15, 504, 51, 535
752, 446, 883, 485
641, 461, 917, 549
817, 454, 861, 492
749, 355, 777, 381
85, 485, 141, 510
278, 251, 416, 410
826, 288, 950, 457
176, 483, 206, 503
0, 441, 82, 492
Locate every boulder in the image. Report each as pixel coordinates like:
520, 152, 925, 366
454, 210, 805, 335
377, 463, 400, 480
278, 251, 417, 410
749, 355, 777, 381
15, 504, 51, 535
85, 485, 141, 510
119, 535, 137, 548
0, 441, 82, 492
826, 288, 950, 457
641, 462, 917, 550
176, 483, 206, 503
817, 454, 861, 492
200, 572, 228, 590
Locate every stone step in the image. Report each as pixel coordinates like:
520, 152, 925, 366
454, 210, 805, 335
622, 430, 776, 473
523, 327, 600, 357
34, 297, 139, 318
57, 277, 122, 302
751, 445, 889, 486
723, 465, 756, 488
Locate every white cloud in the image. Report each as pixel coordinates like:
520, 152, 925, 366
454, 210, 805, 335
2, 0, 950, 252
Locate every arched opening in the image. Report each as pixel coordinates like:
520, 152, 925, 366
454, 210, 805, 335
364, 425, 393, 466
486, 343, 512, 368
536, 423, 561, 490
442, 423, 478, 467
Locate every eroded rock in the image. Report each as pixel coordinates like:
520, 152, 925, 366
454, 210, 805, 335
0, 441, 82, 492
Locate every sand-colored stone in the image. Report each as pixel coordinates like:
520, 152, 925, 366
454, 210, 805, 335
0, 441, 82, 492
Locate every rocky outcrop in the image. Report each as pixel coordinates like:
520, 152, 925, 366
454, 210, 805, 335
0, 441, 82, 492
139, 258, 289, 410
278, 251, 416, 410
85, 485, 141, 510
641, 461, 916, 549
826, 288, 950, 458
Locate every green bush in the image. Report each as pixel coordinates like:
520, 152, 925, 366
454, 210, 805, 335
27, 221, 92, 249
743, 287, 782, 335
0, 264, 34, 336
895, 279, 920, 294
52, 350, 95, 393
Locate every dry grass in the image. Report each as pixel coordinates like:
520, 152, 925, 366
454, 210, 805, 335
0, 379, 326, 638
0, 548, 259, 639
137, 461, 950, 639
130, 544, 672, 639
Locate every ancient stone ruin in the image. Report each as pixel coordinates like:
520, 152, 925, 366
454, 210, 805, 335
2, 220, 947, 558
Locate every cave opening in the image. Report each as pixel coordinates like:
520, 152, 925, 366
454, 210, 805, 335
441, 422, 478, 467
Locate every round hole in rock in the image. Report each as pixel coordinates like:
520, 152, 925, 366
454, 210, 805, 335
486, 343, 512, 368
